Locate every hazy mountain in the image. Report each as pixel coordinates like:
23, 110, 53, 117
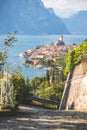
0, 0, 69, 35
63, 11, 87, 35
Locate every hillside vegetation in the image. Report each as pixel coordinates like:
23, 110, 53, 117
65, 39, 87, 75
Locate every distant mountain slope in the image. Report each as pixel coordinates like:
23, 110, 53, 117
63, 11, 87, 35
0, 0, 69, 35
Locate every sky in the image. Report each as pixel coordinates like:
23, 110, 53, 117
42, 0, 87, 18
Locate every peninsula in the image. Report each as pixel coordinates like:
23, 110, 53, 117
23, 36, 77, 69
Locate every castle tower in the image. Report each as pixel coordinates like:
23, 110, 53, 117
55, 35, 65, 46
59, 35, 63, 42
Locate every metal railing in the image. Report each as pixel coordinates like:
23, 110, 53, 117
28, 96, 59, 108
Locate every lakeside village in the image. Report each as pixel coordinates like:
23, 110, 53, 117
21, 36, 77, 71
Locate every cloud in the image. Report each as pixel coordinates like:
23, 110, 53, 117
42, 0, 87, 18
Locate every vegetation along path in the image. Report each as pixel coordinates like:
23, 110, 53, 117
0, 105, 87, 130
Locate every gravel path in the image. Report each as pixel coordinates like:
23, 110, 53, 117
0, 105, 87, 130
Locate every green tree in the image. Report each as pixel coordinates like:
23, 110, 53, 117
0, 32, 17, 70
50, 69, 55, 82
0, 32, 18, 110
0, 71, 14, 110
12, 74, 26, 107
64, 40, 87, 76
25, 76, 32, 97
46, 70, 50, 81
31, 77, 44, 96
64, 50, 75, 75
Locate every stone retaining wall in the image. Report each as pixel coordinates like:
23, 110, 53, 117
59, 61, 87, 110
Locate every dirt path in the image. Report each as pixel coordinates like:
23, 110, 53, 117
0, 105, 87, 130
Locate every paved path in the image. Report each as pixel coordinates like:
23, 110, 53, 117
0, 105, 87, 130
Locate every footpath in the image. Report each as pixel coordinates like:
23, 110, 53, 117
0, 105, 87, 130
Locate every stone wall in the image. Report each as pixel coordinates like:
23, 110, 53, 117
59, 61, 87, 111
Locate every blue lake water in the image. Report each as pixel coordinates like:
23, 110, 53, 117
0, 34, 87, 80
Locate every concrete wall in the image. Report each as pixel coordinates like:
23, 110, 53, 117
59, 61, 87, 111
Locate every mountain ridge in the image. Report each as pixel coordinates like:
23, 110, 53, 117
63, 10, 87, 35
0, 0, 69, 35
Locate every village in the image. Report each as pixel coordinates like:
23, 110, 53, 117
23, 36, 77, 69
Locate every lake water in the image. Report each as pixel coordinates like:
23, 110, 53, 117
0, 34, 87, 80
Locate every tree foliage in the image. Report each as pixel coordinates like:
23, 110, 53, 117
0, 72, 14, 110
0, 32, 17, 69
37, 80, 64, 102
12, 74, 25, 105
64, 40, 87, 75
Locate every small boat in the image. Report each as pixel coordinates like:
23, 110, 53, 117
19, 53, 23, 57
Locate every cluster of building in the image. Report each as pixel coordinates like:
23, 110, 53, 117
23, 36, 77, 68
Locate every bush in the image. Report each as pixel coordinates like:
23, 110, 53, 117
64, 40, 87, 75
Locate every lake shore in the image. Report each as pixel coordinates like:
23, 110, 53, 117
23, 37, 77, 69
